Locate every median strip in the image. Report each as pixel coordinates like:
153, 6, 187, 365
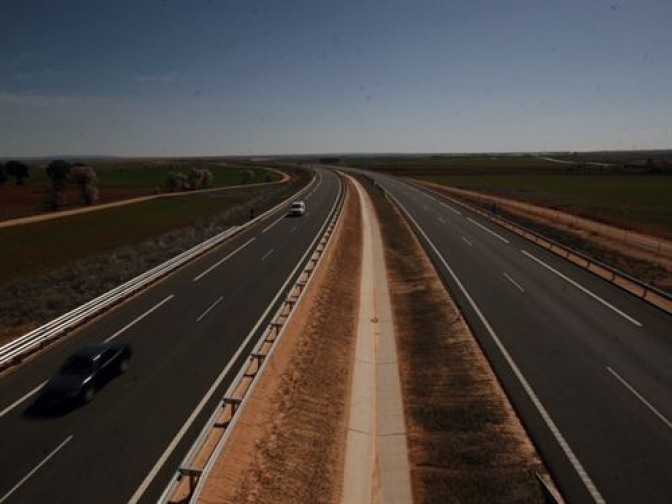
341, 177, 412, 503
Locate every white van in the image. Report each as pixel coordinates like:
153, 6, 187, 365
289, 200, 306, 216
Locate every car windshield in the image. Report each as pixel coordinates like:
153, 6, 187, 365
60, 356, 95, 375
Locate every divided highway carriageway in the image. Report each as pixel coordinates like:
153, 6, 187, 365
0, 169, 342, 504
356, 170, 672, 504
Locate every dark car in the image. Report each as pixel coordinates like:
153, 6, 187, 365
39, 342, 132, 406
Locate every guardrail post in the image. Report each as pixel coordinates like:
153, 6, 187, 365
244, 353, 266, 378
223, 396, 242, 416
178, 467, 203, 497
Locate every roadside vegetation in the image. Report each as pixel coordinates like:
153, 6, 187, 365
0, 165, 309, 345
360, 175, 547, 502
350, 152, 672, 238
424, 174, 672, 239
0, 159, 281, 221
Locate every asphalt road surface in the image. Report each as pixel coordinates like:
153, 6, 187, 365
0, 168, 342, 504
360, 171, 672, 504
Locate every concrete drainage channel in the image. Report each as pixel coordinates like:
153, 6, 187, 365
0, 174, 319, 373
158, 178, 346, 504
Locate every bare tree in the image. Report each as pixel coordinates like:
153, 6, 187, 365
72, 164, 99, 204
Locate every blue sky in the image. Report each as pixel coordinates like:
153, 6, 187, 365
1, 0, 670, 157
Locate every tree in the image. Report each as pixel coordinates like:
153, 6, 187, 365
166, 171, 188, 191
5, 160, 29, 185
0, 163, 6, 185
187, 167, 214, 190
241, 169, 254, 184
71, 163, 99, 205
46, 160, 72, 209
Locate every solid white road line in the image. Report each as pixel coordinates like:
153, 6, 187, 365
261, 249, 274, 262
131, 177, 343, 504
467, 217, 510, 244
196, 296, 224, 323
0, 381, 47, 420
438, 217, 446, 224
193, 238, 256, 282
0, 435, 73, 503
607, 367, 672, 430
390, 195, 605, 504
1, 295, 174, 420
503, 272, 525, 293
440, 201, 462, 215
521, 250, 642, 327
462, 237, 473, 247
290, 226, 298, 234
104, 295, 175, 343
261, 215, 285, 234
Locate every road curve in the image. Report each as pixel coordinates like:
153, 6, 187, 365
356, 170, 672, 504
0, 168, 342, 504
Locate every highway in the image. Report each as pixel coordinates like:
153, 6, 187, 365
0, 168, 342, 504
363, 172, 672, 504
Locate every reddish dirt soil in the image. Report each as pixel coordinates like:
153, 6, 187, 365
368, 180, 549, 503
199, 177, 550, 503
421, 182, 672, 292
199, 180, 362, 503
0, 184, 153, 221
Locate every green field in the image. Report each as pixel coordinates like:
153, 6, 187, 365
0, 190, 255, 285
19, 162, 280, 189
350, 154, 672, 239
424, 174, 672, 237
350, 155, 565, 175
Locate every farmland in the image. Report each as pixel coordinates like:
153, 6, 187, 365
0, 160, 280, 221
424, 174, 672, 238
350, 153, 672, 238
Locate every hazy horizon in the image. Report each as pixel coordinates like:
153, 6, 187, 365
2, 0, 670, 157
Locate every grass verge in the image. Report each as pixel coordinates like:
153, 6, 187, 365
361, 176, 547, 503
422, 174, 672, 238
0, 167, 310, 345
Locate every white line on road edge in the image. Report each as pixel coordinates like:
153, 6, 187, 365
134, 175, 343, 504
0, 381, 47, 420
440, 201, 462, 215
390, 195, 605, 504
196, 296, 224, 323
0, 295, 174, 419
521, 250, 642, 327
193, 238, 256, 282
607, 367, 672, 429
503, 272, 525, 293
261, 215, 285, 234
104, 295, 175, 343
261, 249, 274, 262
467, 217, 510, 243
462, 237, 473, 247
0, 435, 73, 503
128, 315, 269, 503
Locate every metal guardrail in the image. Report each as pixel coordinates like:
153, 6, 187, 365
411, 181, 672, 314
0, 175, 318, 372
158, 174, 345, 503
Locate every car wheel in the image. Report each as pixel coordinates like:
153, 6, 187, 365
83, 386, 95, 403
118, 359, 130, 374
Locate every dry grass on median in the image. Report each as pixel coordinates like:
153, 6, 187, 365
199, 179, 362, 504
363, 178, 548, 503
